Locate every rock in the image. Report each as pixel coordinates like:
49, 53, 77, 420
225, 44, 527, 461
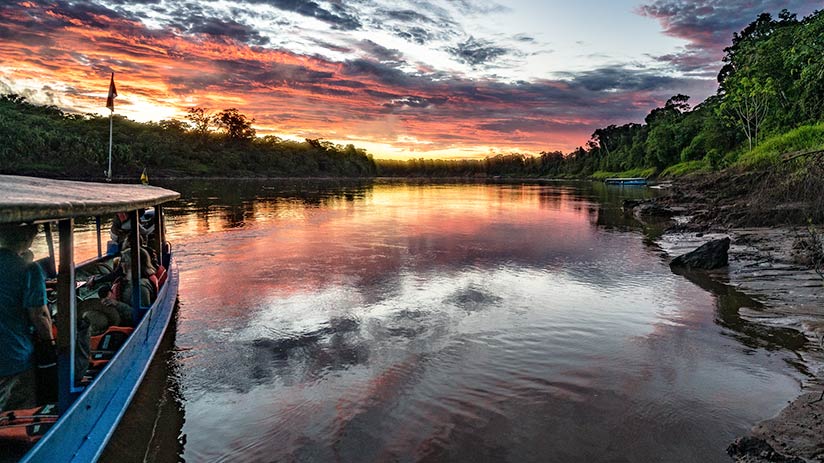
670, 237, 730, 270
636, 202, 675, 217
726, 436, 804, 463
621, 199, 647, 213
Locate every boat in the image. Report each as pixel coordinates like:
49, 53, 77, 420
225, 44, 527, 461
0, 175, 180, 462
603, 177, 648, 186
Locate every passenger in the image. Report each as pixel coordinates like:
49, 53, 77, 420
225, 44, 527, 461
0, 224, 54, 411
92, 248, 156, 326
117, 247, 156, 304
110, 211, 153, 249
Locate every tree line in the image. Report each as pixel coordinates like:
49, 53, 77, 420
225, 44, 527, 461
0, 99, 377, 178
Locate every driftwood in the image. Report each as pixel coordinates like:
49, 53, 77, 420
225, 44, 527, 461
781, 149, 824, 163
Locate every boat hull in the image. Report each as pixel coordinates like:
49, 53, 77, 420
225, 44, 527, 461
20, 257, 179, 463
604, 177, 648, 186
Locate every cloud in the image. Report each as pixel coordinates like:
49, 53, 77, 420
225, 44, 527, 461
637, 0, 821, 73
447, 36, 510, 66
382, 95, 449, 110
378, 7, 458, 45
246, 0, 362, 30
185, 16, 271, 45
354, 40, 405, 62
445, 0, 509, 15
383, 9, 438, 24
562, 66, 680, 92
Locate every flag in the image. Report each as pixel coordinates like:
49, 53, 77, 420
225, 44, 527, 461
140, 168, 148, 185
106, 72, 117, 111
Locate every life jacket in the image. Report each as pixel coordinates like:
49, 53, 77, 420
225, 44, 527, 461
90, 326, 134, 351
155, 264, 167, 288
0, 404, 58, 444
85, 326, 135, 380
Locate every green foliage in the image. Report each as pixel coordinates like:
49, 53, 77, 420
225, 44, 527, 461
590, 167, 656, 181
718, 76, 776, 150
660, 160, 710, 177
0, 95, 376, 178
213, 108, 256, 141
736, 123, 824, 169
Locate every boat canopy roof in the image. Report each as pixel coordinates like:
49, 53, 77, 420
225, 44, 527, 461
0, 175, 180, 223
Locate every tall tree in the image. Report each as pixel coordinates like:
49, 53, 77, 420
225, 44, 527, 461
719, 77, 775, 151
213, 108, 256, 141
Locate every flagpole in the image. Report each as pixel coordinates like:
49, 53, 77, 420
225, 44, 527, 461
107, 108, 113, 181
105, 72, 117, 182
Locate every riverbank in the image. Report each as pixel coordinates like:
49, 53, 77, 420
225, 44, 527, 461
629, 171, 824, 462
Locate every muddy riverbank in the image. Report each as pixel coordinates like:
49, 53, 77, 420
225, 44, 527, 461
632, 172, 824, 462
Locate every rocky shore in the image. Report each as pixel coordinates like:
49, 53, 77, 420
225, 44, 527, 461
624, 172, 824, 462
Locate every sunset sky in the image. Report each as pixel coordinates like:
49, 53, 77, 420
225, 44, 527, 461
0, 1, 819, 159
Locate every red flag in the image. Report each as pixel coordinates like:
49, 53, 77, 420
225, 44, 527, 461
105, 72, 117, 111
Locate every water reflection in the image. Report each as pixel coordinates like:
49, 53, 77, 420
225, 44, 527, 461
99, 180, 803, 463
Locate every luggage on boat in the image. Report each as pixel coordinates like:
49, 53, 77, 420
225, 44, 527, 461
0, 404, 58, 444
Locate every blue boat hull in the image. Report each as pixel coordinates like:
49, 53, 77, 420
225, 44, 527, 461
20, 257, 179, 463
604, 178, 648, 186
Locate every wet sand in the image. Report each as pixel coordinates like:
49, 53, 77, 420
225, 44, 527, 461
654, 219, 824, 461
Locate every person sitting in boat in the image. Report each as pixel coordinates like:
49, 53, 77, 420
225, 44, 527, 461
90, 248, 156, 326
0, 224, 54, 412
110, 211, 153, 250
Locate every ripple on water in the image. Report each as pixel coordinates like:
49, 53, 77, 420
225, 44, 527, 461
103, 182, 805, 463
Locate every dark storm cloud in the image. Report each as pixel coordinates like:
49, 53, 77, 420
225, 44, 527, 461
342, 59, 414, 87
384, 9, 438, 23
447, 36, 509, 66
478, 119, 580, 133
378, 5, 459, 45
105, 0, 163, 4
245, 0, 362, 30
185, 16, 270, 45
213, 58, 334, 84
394, 26, 436, 44
638, 0, 820, 72
1, 0, 129, 29
333, 52, 713, 136
164, 57, 338, 93
0, 25, 56, 48
355, 40, 404, 62
562, 66, 679, 92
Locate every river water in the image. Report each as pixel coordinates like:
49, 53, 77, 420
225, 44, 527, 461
92, 179, 804, 463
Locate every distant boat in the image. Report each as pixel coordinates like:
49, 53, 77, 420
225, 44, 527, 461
604, 177, 648, 186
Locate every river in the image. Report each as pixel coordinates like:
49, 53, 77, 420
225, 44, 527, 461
92, 179, 803, 462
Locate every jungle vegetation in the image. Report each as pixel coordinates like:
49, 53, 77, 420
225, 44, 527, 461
0, 101, 377, 178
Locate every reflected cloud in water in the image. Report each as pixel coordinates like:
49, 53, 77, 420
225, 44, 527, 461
97, 180, 804, 463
